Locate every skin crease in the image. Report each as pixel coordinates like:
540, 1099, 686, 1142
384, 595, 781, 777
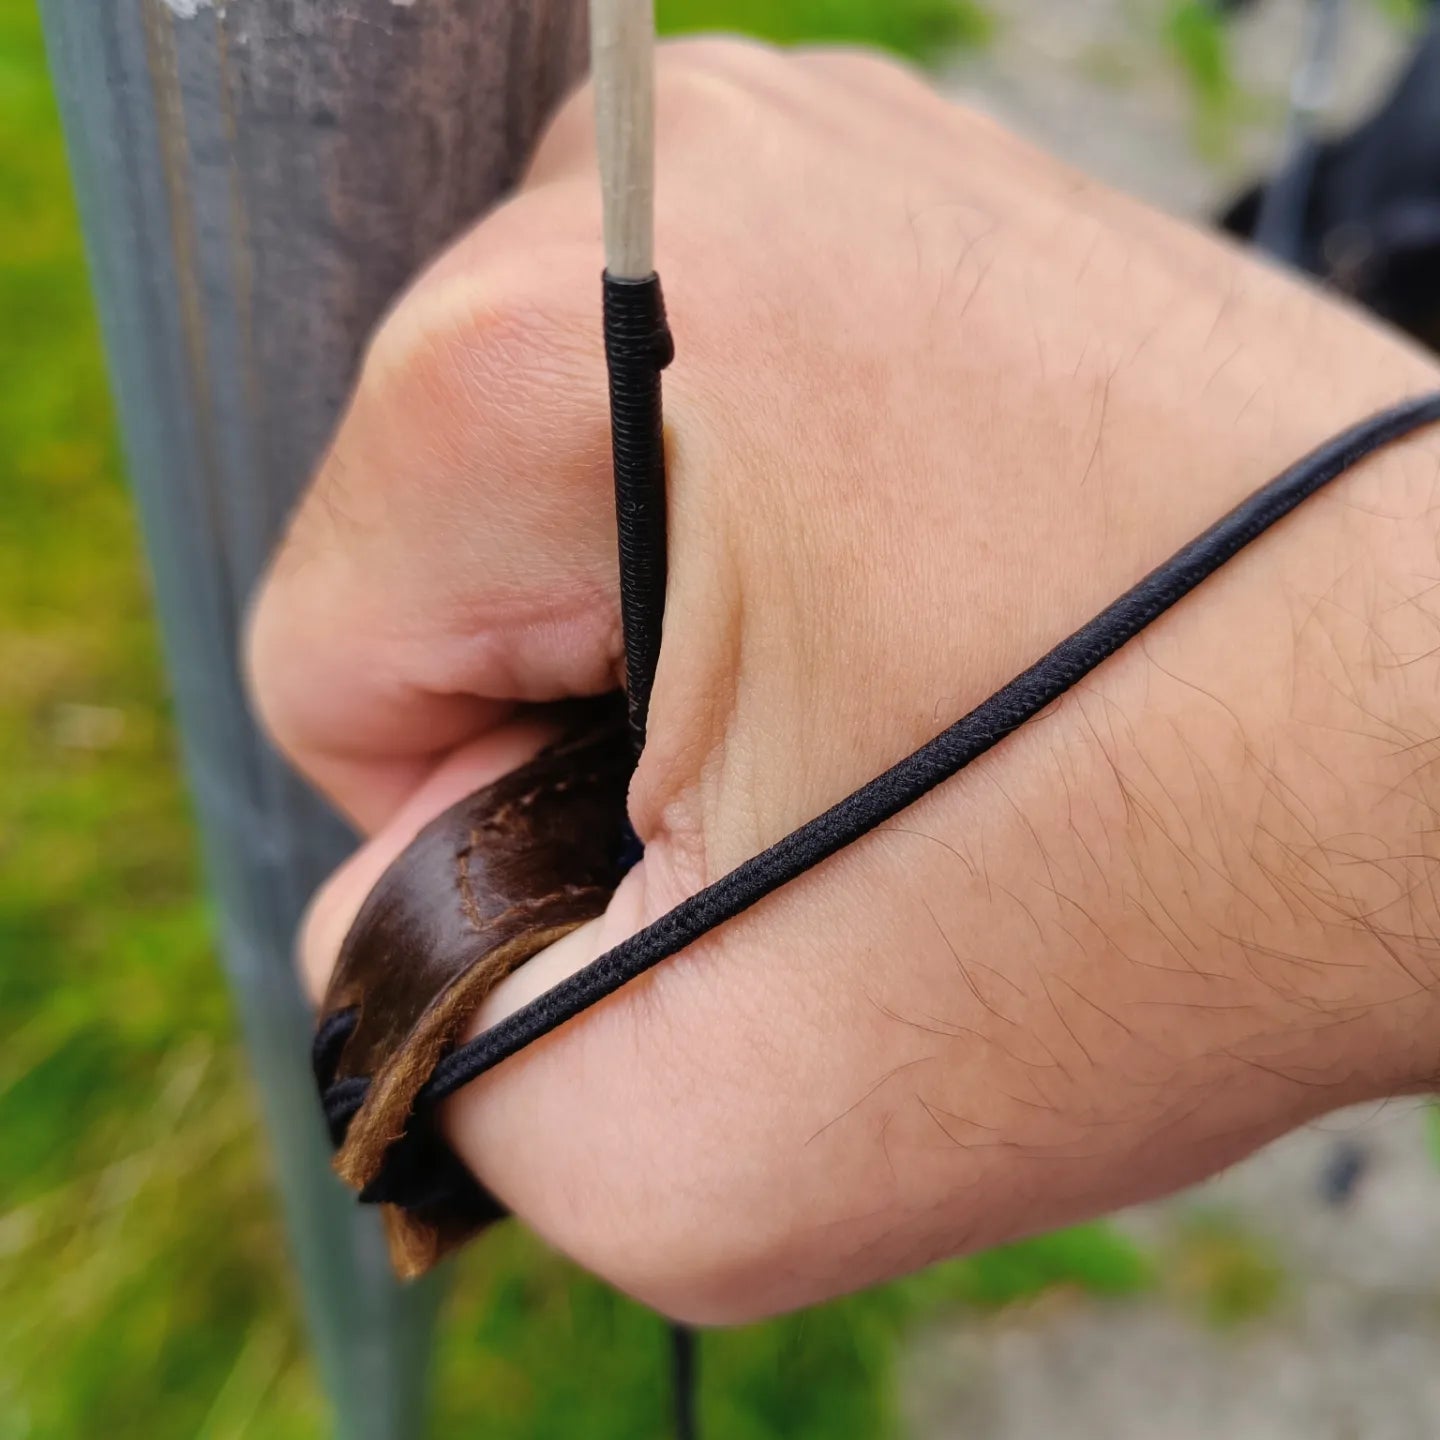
246, 41, 1440, 1325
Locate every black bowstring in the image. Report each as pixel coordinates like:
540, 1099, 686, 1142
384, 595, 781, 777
671, 1321, 698, 1440
600, 268, 696, 1439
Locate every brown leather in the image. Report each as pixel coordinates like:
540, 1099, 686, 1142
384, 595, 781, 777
318, 698, 633, 1276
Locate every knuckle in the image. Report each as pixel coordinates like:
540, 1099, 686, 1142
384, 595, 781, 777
654, 36, 793, 121
796, 42, 924, 91
652, 62, 741, 129
660, 33, 784, 76
357, 240, 594, 471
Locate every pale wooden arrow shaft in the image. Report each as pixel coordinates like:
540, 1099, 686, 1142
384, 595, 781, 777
591, 0, 657, 278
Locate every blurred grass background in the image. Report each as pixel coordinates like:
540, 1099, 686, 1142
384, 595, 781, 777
0, 0, 1296, 1434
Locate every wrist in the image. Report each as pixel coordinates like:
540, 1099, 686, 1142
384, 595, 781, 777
1102, 415, 1440, 1110
1305, 425, 1440, 1099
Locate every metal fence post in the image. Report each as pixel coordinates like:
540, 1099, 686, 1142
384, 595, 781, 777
35, 3, 588, 1435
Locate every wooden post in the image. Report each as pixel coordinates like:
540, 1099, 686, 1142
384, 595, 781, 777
35, 3, 588, 1435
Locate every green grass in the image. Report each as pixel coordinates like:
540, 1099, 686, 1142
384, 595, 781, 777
1425, 1104, 1440, 1171
1369, 0, 1428, 26
1163, 0, 1239, 158
657, 0, 993, 57
0, 1, 1151, 1435
1164, 1211, 1284, 1329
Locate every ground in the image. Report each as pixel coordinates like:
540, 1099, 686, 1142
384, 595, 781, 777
907, 1100, 1440, 1438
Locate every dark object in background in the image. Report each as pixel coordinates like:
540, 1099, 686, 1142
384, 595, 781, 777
1222, 14, 1440, 352
1318, 1139, 1371, 1209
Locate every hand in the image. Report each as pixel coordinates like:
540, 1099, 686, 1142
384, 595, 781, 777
246, 39, 1440, 1324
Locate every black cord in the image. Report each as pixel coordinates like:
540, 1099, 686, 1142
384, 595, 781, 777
603, 271, 674, 755
671, 1322, 698, 1440
602, 268, 693, 1437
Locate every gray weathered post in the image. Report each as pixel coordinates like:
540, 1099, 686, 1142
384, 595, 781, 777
35, 2, 588, 1435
